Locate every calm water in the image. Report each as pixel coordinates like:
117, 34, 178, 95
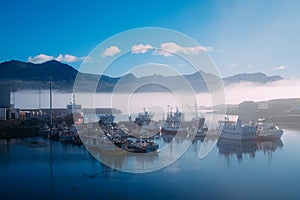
0, 130, 300, 200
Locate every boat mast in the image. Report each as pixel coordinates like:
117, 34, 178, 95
195, 99, 198, 118
167, 105, 170, 118
73, 94, 76, 105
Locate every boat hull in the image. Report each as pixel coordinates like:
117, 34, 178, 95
219, 131, 257, 140
257, 130, 283, 140
162, 127, 187, 135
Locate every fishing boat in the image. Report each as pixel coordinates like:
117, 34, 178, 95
256, 119, 283, 140
59, 123, 77, 142
39, 123, 50, 136
99, 114, 115, 125
217, 117, 257, 140
123, 139, 159, 153
195, 126, 208, 137
134, 108, 153, 126
133, 108, 160, 135
162, 107, 187, 134
187, 101, 207, 137
187, 100, 206, 130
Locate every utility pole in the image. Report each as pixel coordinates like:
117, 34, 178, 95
39, 87, 41, 109
195, 99, 198, 118
50, 73, 53, 127
12, 82, 16, 106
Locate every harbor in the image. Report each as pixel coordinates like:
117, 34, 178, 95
0, 101, 286, 150
0, 79, 296, 199
1, 128, 297, 199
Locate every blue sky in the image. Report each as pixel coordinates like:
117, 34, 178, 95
0, 0, 299, 78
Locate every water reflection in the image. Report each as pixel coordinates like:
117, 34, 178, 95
87, 145, 159, 172
217, 138, 283, 162
82, 132, 284, 171
0, 133, 294, 199
83, 132, 195, 173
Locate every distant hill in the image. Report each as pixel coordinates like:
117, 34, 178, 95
210, 98, 300, 130
223, 72, 283, 85
0, 60, 77, 81
0, 60, 78, 91
0, 60, 284, 92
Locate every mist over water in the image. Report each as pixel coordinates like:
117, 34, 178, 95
224, 79, 300, 103
14, 79, 300, 112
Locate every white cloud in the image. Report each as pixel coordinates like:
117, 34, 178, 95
27, 54, 85, 64
28, 54, 55, 64
274, 65, 287, 70
101, 46, 121, 57
55, 54, 85, 63
146, 62, 170, 67
229, 63, 239, 68
55, 54, 63, 61
131, 44, 154, 54
154, 42, 212, 57
64, 54, 78, 62
28, 54, 85, 64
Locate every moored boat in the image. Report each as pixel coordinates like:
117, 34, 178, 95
217, 117, 257, 140
162, 107, 187, 134
134, 108, 152, 126
132, 108, 160, 135
123, 139, 159, 153
99, 114, 115, 125
256, 119, 283, 140
39, 124, 50, 136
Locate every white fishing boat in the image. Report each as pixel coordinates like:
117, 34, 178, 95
217, 117, 257, 140
256, 119, 283, 140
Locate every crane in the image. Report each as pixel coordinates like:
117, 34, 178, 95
186, 100, 199, 118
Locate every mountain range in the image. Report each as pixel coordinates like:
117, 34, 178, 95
0, 60, 284, 92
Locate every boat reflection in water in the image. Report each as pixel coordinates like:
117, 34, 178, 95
87, 144, 159, 172
79, 121, 197, 173
217, 138, 284, 162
